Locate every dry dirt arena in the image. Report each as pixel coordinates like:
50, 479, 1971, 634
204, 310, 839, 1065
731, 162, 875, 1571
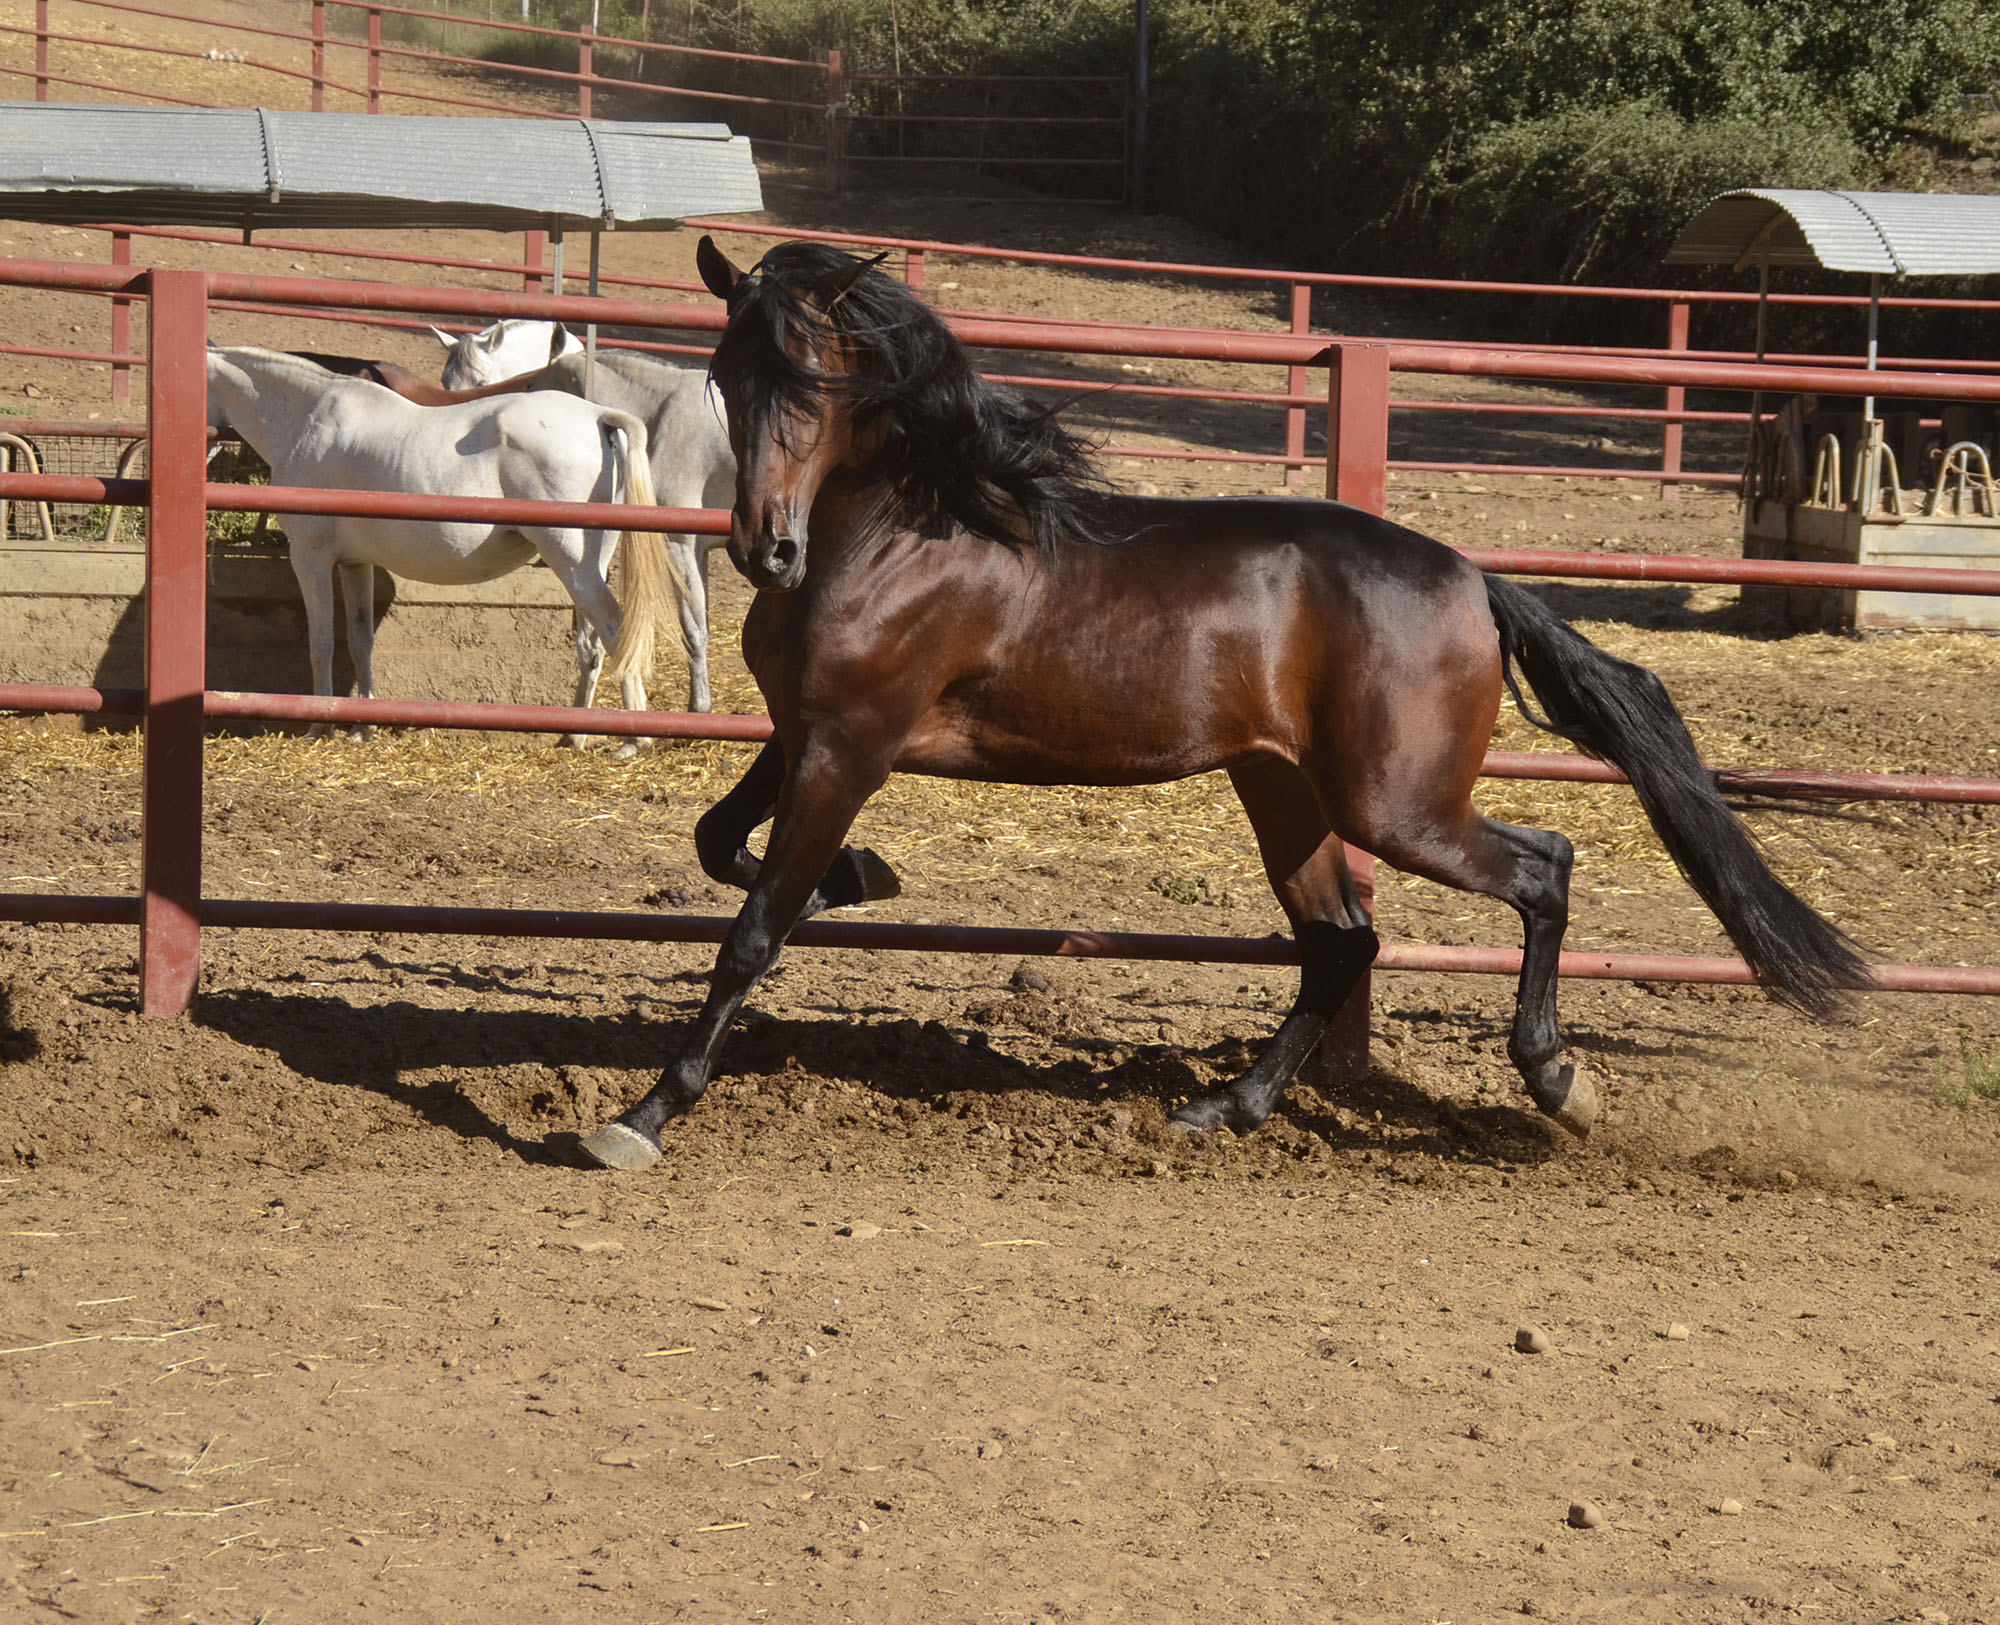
5, 8, 2000, 1622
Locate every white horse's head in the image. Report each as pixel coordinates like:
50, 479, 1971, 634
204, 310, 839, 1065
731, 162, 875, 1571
435, 319, 582, 390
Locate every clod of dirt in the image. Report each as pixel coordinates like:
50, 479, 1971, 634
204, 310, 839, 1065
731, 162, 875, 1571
1716, 1497, 1743, 1516
1566, 1501, 1604, 1529
1664, 1322, 1691, 1341
1515, 1326, 1551, 1354
1008, 960, 1051, 995
836, 1222, 882, 1240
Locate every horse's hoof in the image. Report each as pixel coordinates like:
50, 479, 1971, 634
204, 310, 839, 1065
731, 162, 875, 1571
1539, 1060, 1598, 1140
577, 1122, 662, 1171
1168, 1099, 1231, 1134
854, 847, 902, 903
610, 740, 641, 761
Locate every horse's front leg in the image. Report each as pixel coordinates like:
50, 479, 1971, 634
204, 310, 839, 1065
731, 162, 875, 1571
336, 561, 376, 741
669, 534, 713, 713
581, 739, 898, 1170
284, 529, 341, 737
693, 738, 901, 910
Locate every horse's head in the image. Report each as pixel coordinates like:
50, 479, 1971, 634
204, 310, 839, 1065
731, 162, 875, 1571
698, 236, 887, 592
439, 319, 581, 390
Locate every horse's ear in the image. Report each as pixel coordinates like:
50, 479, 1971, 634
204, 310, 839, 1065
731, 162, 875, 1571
428, 325, 456, 349
548, 324, 571, 365
832, 251, 888, 298
696, 235, 743, 302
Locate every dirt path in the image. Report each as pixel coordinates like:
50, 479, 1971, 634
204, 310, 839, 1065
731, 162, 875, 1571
4, 6, 2000, 1620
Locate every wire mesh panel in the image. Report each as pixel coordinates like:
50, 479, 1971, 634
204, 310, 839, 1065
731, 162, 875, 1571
0, 434, 146, 541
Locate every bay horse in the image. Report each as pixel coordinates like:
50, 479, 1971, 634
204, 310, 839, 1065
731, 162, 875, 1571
206, 346, 673, 748
576, 237, 1871, 1172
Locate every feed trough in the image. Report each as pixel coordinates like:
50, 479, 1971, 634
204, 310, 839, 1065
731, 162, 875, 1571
1667, 189, 2000, 630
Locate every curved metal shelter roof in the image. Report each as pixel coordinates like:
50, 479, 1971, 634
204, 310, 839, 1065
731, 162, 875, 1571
0, 101, 763, 233
1665, 189, 2000, 277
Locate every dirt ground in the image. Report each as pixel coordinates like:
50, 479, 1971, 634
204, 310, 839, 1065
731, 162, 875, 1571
5, 6, 2000, 1623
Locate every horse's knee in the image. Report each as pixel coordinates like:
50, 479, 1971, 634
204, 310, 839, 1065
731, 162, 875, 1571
694, 806, 749, 884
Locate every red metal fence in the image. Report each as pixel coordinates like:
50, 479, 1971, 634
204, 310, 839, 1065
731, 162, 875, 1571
13, 209, 2000, 503
2, 257, 1999, 1054
4, 0, 839, 166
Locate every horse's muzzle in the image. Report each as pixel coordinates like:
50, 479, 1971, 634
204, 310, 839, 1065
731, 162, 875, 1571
729, 514, 808, 592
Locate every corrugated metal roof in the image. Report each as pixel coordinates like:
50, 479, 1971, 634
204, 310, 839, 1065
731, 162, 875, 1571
0, 102, 763, 232
1666, 189, 2000, 277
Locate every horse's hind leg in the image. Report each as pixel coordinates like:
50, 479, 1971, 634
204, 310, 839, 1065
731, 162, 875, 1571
694, 739, 900, 912
1171, 758, 1378, 1134
1370, 812, 1593, 1137
564, 608, 610, 752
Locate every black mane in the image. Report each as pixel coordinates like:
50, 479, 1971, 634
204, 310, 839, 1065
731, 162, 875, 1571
708, 240, 1117, 551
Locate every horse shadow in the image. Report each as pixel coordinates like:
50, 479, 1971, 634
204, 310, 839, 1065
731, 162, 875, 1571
83, 560, 392, 734
195, 985, 666, 1164
193, 979, 1586, 1166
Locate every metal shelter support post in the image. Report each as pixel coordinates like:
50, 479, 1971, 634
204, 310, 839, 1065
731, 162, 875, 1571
550, 225, 564, 296
1856, 274, 1885, 511
1863, 273, 1881, 422
585, 230, 600, 393
110, 231, 132, 407
826, 50, 846, 194
1131, 0, 1149, 211
1661, 301, 1688, 500
34, 0, 48, 100
1746, 256, 1770, 465
1321, 341, 1390, 1079
139, 270, 208, 1016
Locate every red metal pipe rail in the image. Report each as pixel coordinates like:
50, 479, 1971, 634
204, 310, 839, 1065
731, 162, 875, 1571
685, 217, 2000, 315
13, 256, 1998, 408
2, 893, 1995, 997
9, 468, 2000, 603
0, 261, 1993, 1037
10, 680, 1999, 811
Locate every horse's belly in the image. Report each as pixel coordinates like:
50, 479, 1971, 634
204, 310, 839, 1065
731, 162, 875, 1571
311, 520, 539, 585
896, 704, 1251, 786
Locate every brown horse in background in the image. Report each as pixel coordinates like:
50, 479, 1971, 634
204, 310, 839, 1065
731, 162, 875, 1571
577, 236, 1871, 1172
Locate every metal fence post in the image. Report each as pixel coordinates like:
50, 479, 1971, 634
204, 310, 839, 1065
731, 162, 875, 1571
311, 0, 326, 111
905, 247, 925, 289
34, 0, 49, 100
366, 6, 382, 112
1322, 340, 1391, 1078
1662, 299, 1689, 500
139, 270, 210, 1016
111, 231, 132, 407
578, 16, 593, 118
523, 228, 546, 294
826, 49, 846, 195
1283, 280, 1311, 490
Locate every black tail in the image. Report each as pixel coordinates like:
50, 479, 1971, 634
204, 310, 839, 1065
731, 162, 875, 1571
1483, 573, 1870, 1017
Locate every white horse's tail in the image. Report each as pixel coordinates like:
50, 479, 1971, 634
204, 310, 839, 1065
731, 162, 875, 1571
598, 409, 680, 685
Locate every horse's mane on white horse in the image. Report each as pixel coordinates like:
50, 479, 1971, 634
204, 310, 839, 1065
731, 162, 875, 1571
204, 343, 673, 751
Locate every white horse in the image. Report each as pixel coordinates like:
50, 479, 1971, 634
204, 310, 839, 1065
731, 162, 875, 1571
431, 317, 583, 384
439, 320, 736, 713
205, 346, 673, 749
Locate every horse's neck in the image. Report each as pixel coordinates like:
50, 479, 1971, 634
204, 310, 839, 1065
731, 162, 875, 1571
212, 356, 334, 467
